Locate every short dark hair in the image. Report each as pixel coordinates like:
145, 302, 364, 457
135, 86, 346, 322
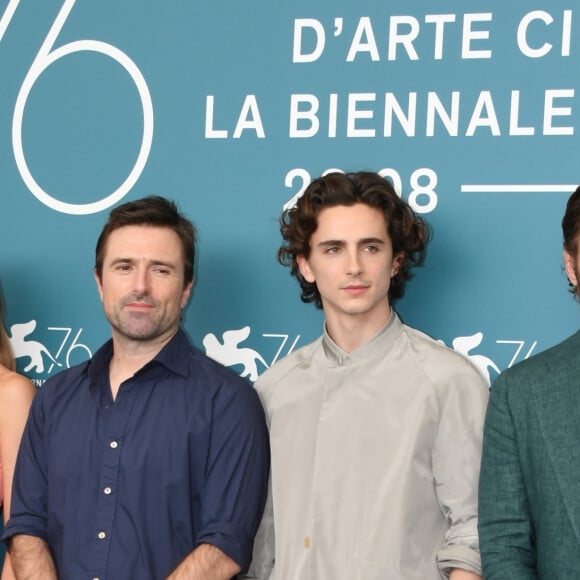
278, 171, 430, 308
562, 185, 580, 296
95, 196, 196, 286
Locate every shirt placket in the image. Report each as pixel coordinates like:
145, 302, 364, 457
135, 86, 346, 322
90, 383, 139, 580
308, 358, 350, 580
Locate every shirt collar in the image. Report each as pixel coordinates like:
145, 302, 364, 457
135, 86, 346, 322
87, 327, 191, 383
321, 311, 403, 366
153, 328, 190, 378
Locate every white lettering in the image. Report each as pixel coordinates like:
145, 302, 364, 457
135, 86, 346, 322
562, 10, 572, 56
205, 96, 228, 138
287, 90, 575, 139
543, 89, 574, 135
384, 92, 417, 137
293, 19, 325, 63
233, 95, 265, 138
289, 94, 319, 137
462, 13, 492, 59
346, 17, 380, 62
328, 93, 338, 138
388, 16, 420, 61
426, 92, 460, 136
425, 14, 456, 60
466, 91, 500, 136
509, 91, 534, 136
518, 11, 553, 58
347, 93, 376, 137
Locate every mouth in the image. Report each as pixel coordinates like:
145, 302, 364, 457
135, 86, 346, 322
341, 285, 370, 295
124, 302, 155, 311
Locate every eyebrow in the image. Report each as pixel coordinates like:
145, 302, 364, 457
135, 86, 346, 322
109, 257, 178, 269
359, 237, 386, 246
316, 237, 386, 248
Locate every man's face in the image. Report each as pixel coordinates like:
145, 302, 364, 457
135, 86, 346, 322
95, 225, 192, 345
564, 247, 580, 297
297, 203, 402, 326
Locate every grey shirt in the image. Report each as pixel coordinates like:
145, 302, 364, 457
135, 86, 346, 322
244, 313, 488, 580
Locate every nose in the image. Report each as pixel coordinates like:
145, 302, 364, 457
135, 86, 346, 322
346, 250, 362, 277
134, 266, 151, 295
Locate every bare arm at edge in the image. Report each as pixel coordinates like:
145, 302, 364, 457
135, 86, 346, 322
0, 372, 36, 580
8, 535, 57, 580
166, 543, 241, 580
449, 569, 481, 580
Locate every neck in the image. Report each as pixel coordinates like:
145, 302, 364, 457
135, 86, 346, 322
108, 329, 177, 399
325, 306, 391, 354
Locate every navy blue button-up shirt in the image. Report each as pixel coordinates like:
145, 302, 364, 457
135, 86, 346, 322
3, 329, 270, 579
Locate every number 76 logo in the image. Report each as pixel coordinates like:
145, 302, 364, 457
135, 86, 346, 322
0, 0, 153, 215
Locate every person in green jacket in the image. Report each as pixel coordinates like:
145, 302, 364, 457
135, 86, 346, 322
479, 184, 580, 579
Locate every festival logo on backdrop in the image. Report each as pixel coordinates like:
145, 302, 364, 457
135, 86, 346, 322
445, 331, 538, 386
10, 318, 538, 389
1, 0, 153, 216
203, 326, 301, 381
204, 325, 540, 386
9, 319, 93, 386
448, 332, 501, 385
203, 327, 268, 382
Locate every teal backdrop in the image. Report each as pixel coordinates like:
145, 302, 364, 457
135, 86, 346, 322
1, 1, 579, 393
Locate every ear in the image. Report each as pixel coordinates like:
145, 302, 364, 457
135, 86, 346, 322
94, 269, 104, 302
564, 249, 578, 287
181, 279, 194, 309
297, 255, 315, 283
391, 252, 405, 278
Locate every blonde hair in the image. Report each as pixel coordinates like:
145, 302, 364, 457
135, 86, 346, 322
0, 293, 15, 371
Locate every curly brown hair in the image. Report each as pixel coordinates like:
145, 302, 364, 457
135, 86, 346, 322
278, 171, 430, 309
562, 185, 580, 297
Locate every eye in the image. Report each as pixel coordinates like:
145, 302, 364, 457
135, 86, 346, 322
152, 266, 171, 275
363, 245, 379, 253
115, 263, 132, 272
324, 246, 340, 254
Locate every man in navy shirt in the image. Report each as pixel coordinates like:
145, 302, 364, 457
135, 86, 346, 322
3, 196, 270, 579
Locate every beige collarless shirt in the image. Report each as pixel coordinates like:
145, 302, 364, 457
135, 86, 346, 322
245, 313, 489, 580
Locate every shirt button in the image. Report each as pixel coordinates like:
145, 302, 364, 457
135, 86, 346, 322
103, 487, 112, 495
97, 531, 106, 540
110, 441, 118, 449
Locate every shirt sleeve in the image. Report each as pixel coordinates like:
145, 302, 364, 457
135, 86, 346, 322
195, 377, 270, 573
239, 477, 275, 579
2, 390, 49, 543
478, 372, 538, 579
432, 362, 489, 577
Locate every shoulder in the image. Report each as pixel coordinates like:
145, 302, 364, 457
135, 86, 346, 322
400, 324, 486, 386
492, 331, 580, 396
22, 359, 93, 419
254, 337, 322, 397
187, 346, 264, 410
189, 345, 251, 386
0, 367, 36, 406
39, 359, 90, 392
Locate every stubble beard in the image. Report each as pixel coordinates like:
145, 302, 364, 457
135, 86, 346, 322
109, 312, 168, 342
107, 297, 171, 343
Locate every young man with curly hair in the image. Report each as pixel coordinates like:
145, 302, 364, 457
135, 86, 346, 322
244, 171, 488, 580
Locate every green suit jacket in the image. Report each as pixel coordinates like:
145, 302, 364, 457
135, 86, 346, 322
479, 330, 580, 579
